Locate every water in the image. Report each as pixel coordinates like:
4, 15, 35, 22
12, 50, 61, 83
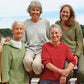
1, 38, 6, 44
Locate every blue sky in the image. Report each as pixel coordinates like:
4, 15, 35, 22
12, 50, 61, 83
0, 0, 84, 29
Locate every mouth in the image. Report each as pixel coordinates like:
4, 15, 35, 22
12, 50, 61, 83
62, 15, 69, 19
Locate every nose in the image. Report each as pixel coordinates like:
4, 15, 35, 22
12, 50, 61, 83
18, 29, 21, 32
53, 33, 57, 36
34, 10, 37, 13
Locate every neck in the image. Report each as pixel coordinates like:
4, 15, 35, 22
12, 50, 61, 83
31, 18, 40, 23
51, 41, 60, 46
61, 21, 66, 26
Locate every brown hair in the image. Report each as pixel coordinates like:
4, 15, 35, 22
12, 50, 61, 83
60, 4, 75, 27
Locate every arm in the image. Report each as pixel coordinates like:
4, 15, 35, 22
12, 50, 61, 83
5, 37, 11, 42
46, 63, 62, 74
1, 45, 11, 83
5, 82, 9, 84
74, 56, 78, 63
46, 20, 51, 40
75, 21, 83, 57
60, 76, 66, 84
42, 44, 70, 77
46, 63, 70, 76
65, 45, 77, 76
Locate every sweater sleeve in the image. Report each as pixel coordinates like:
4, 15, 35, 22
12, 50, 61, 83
1, 45, 12, 83
75, 21, 83, 57
46, 20, 51, 41
41, 44, 51, 66
65, 45, 76, 66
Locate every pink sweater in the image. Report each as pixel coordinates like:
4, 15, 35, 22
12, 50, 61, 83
41, 42, 76, 80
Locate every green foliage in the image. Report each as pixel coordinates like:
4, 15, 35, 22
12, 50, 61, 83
80, 25, 84, 38
0, 25, 84, 38
0, 28, 13, 37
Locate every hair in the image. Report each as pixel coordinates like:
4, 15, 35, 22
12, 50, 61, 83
60, 4, 75, 27
11, 20, 24, 30
27, 0, 42, 14
49, 24, 62, 33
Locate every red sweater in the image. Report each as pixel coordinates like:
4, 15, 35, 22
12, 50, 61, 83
41, 42, 76, 80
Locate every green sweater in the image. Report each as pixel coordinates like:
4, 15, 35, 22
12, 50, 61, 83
56, 21, 83, 57
1, 40, 29, 84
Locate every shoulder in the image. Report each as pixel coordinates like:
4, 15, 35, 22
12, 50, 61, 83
60, 42, 69, 48
3, 41, 12, 46
55, 20, 60, 24
2, 41, 12, 51
42, 42, 50, 47
74, 20, 79, 24
21, 40, 25, 45
24, 19, 31, 26
74, 20, 80, 26
73, 20, 81, 30
24, 19, 30, 23
41, 18, 50, 24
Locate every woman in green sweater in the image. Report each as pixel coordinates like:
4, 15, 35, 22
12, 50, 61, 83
1, 21, 29, 84
55, 5, 83, 82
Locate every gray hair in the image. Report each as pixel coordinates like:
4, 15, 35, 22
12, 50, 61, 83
27, 0, 42, 14
11, 20, 24, 30
49, 24, 62, 33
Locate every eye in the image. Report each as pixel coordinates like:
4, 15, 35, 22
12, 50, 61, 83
67, 11, 70, 14
15, 28, 19, 30
36, 9, 40, 11
31, 9, 34, 11
62, 11, 66, 13
20, 27, 24, 30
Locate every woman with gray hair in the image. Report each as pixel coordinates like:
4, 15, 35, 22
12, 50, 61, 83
22, 0, 50, 82
40, 24, 76, 84
1, 20, 29, 84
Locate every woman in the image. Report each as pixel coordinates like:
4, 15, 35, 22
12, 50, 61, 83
55, 5, 83, 81
40, 24, 76, 84
23, 0, 50, 77
1, 21, 29, 84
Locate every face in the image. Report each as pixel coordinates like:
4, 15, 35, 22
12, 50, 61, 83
12, 24, 24, 40
50, 27, 62, 42
60, 6, 70, 21
30, 6, 41, 20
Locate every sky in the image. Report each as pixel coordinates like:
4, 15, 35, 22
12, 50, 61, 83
0, 0, 84, 29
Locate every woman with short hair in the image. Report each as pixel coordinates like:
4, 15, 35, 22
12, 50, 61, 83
1, 21, 29, 84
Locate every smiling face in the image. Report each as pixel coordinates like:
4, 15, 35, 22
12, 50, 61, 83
60, 6, 70, 21
30, 6, 41, 21
12, 24, 24, 40
50, 27, 62, 43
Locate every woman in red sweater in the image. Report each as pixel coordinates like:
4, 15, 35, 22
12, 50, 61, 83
40, 24, 77, 84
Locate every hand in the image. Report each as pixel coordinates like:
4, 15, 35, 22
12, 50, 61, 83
60, 76, 66, 84
60, 69, 70, 77
74, 56, 78, 64
5, 37, 11, 42
5, 82, 8, 84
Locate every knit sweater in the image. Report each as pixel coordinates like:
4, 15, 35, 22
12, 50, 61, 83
23, 18, 50, 54
56, 20, 83, 57
41, 42, 76, 80
1, 40, 29, 84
